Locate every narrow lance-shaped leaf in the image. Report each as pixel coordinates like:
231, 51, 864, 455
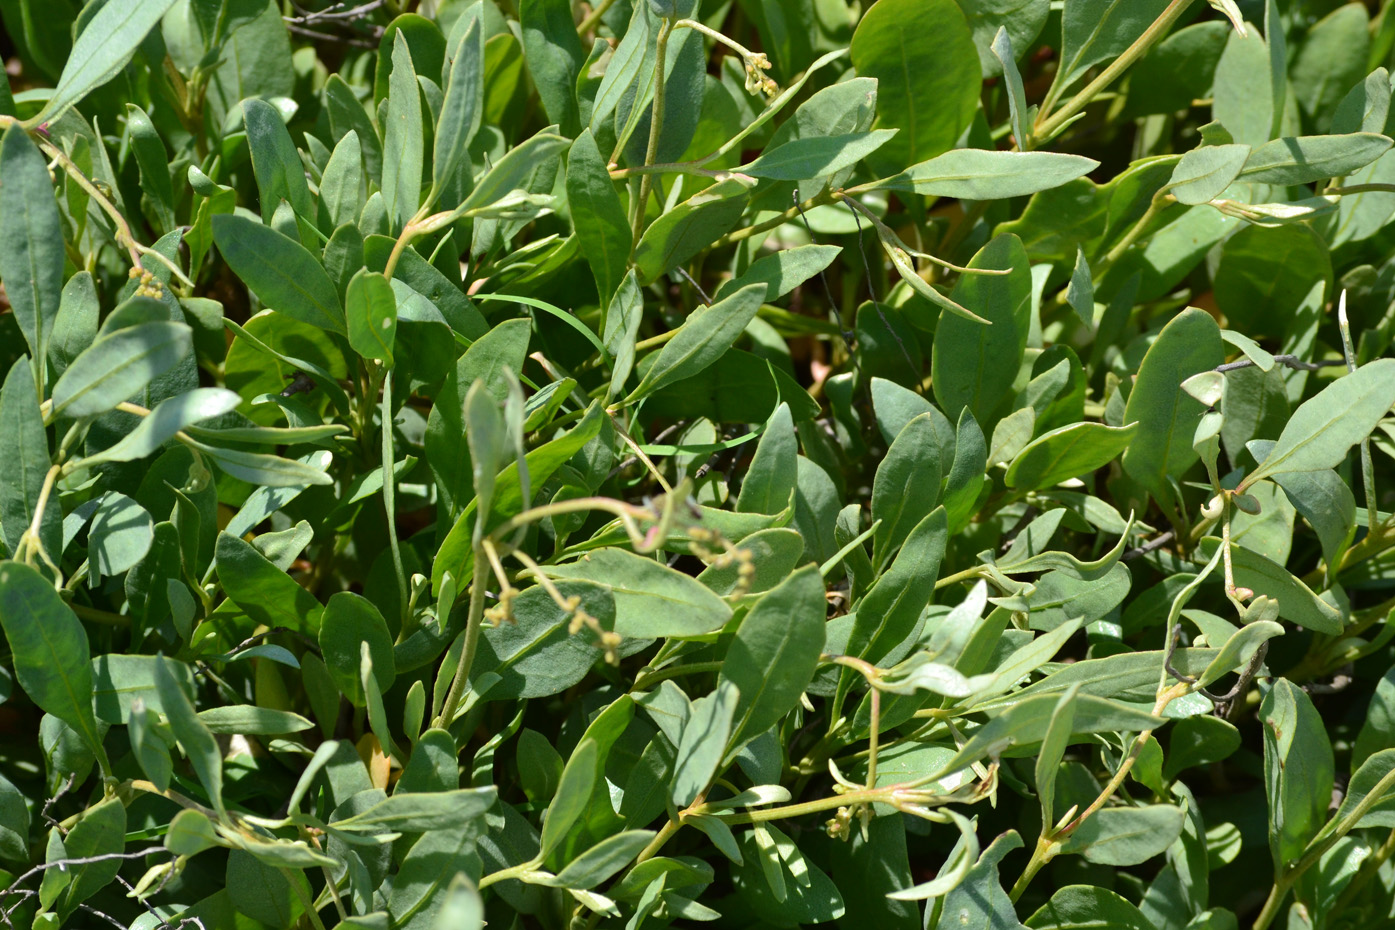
567, 128, 631, 303
50, 322, 193, 420
627, 284, 766, 402
213, 214, 346, 335
719, 565, 827, 751
0, 562, 109, 774
382, 31, 424, 229
872, 149, 1100, 199
1244, 358, 1395, 489
0, 124, 62, 365
38, 0, 181, 121
0, 363, 60, 558
433, 18, 483, 198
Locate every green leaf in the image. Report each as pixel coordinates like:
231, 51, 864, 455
155, 655, 225, 818
1198, 619, 1282, 688
383, 31, 425, 230
932, 233, 1033, 429
346, 269, 398, 365
41, 796, 127, 914
1035, 685, 1080, 829
471, 580, 615, 700
933, 831, 1027, 929
185, 437, 335, 488
1164, 714, 1241, 781
849, 0, 979, 172
1260, 678, 1334, 868
0, 125, 62, 365
321, 132, 364, 230
242, 98, 315, 231
165, 808, 220, 857
320, 592, 395, 707
197, 705, 313, 734
871, 413, 943, 571
550, 831, 656, 889
212, 214, 346, 336
330, 786, 496, 833
632, 178, 753, 285
720, 565, 826, 750
1121, 308, 1224, 499
672, 680, 738, 807
0, 362, 59, 558
216, 532, 324, 633
736, 404, 797, 515
435, 18, 484, 198
0, 562, 107, 774
1322, 748, 1395, 833
49, 320, 191, 420
1058, 0, 1171, 91
1168, 143, 1251, 205
84, 388, 240, 465
876, 149, 1100, 199
629, 284, 766, 401
88, 492, 153, 580
540, 738, 598, 859
1238, 133, 1393, 186
1005, 422, 1137, 491
1059, 804, 1186, 866
460, 130, 570, 215
548, 548, 732, 638
1244, 359, 1395, 488
1027, 884, 1162, 929
40, 0, 180, 121
91, 654, 195, 724
714, 244, 843, 304
567, 129, 632, 303
743, 130, 898, 180
431, 876, 485, 930
520, 0, 584, 135
847, 507, 948, 666
937, 693, 1165, 778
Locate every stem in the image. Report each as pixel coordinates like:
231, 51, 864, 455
1252, 877, 1292, 930
630, 17, 674, 251
1010, 682, 1188, 901
1338, 295, 1378, 533
18, 465, 61, 567
1032, 0, 1196, 145
634, 818, 680, 866
432, 553, 492, 729
631, 661, 724, 691
1102, 192, 1173, 267
711, 190, 837, 249
1008, 835, 1056, 902
576, 0, 620, 36
381, 369, 410, 626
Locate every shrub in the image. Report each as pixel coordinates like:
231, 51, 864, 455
2, 0, 1395, 927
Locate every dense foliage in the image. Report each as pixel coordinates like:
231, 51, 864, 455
4, 0, 1395, 927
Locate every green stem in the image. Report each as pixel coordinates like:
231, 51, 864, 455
1101, 192, 1173, 267
711, 190, 837, 249
381, 369, 410, 627
631, 661, 725, 691
630, 17, 674, 252
1008, 835, 1057, 902
432, 553, 492, 729
576, 0, 620, 36
1032, 0, 1196, 146
1252, 876, 1293, 930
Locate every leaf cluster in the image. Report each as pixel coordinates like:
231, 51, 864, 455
2, 1, 1395, 929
